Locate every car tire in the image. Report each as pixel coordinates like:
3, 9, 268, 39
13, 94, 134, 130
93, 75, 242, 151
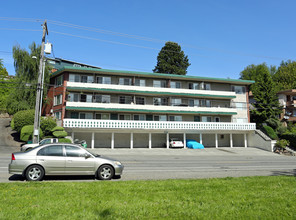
25, 165, 44, 181
97, 165, 114, 180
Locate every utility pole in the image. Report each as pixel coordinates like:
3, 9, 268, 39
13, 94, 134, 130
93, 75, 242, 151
33, 20, 48, 143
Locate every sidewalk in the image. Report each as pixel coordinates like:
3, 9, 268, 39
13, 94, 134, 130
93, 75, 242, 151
88, 147, 276, 156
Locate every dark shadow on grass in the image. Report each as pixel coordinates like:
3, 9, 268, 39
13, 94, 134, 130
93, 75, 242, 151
9, 174, 120, 181
271, 169, 296, 177
9, 174, 26, 181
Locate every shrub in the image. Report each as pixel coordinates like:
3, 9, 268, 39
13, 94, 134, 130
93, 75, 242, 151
51, 126, 65, 132
53, 130, 68, 138
266, 118, 281, 131
275, 139, 289, 150
13, 109, 35, 133
20, 125, 44, 142
10, 117, 15, 130
262, 125, 278, 140
58, 138, 72, 143
279, 134, 296, 149
40, 117, 57, 136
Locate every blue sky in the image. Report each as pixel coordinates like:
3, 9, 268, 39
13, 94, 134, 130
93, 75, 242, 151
0, 0, 295, 79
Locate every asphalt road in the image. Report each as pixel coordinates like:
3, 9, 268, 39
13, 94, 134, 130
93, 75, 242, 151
1, 118, 296, 182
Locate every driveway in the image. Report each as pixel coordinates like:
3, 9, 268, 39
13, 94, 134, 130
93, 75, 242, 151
0, 118, 295, 182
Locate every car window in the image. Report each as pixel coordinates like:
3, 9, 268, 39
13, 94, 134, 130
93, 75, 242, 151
37, 145, 64, 156
65, 145, 87, 157
40, 139, 52, 145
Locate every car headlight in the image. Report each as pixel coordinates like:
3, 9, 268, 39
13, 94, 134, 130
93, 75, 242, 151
114, 161, 122, 166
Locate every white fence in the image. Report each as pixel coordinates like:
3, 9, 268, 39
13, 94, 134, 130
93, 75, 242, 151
63, 119, 256, 131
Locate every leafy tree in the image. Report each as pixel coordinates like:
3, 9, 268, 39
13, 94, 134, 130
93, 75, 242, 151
240, 63, 276, 81
153, 41, 190, 75
0, 59, 8, 79
6, 42, 51, 115
250, 66, 282, 126
272, 60, 296, 91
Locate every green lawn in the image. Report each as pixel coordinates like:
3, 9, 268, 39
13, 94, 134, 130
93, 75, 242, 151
0, 176, 295, 219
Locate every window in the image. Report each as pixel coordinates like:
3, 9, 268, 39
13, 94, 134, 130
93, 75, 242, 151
200, 100, 211, 107
80, 112, 93, 119
231, 85, 246, 94
171, 81, 181, 89
154, 115, 167, 121
153, 80, 166, 88
135, 79, 146, 87
70, 112, 79, 119
235, 102, 245, 110
69, 74, 80, 82
94, 95, 110, 103
119, 96, 132, 104
54, 111, 61, 120
80, 94, 92, 103
55, 75, 63, 86
97, 76, 111, 84
37, 145, 64, 156
153, 98, 168, 106
119, 78, 132, 85
68, 93, 79, 102
194, 116, 201, 122
65, 145, 88, 157
169, 115, 182, 121
39, 139, 55, 145
214, 117, 220, 122
95, 113, 109, 120
171, 98, 182, 106
54, 94, 62, 106
134, 114, 145, 121
189, 99, 199, 107
119, 114, 131, 120
135, 97, 145, 105
189, 83, 199, 90
201, 116, 212, 122
80, 75, 93, 83
205, 83, 211, 90
233, 118, 248, 123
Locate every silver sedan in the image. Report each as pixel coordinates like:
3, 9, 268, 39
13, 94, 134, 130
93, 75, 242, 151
9, 143, 124, 181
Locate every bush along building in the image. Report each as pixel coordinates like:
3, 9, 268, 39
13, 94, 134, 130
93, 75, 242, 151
45, 66, 256, 149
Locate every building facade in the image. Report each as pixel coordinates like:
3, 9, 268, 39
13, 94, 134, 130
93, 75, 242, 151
45, 66, 256, 149
277, 89, 296, 122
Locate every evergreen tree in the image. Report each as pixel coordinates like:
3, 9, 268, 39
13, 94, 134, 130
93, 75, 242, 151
153, 41, 190, 75
251, 65, 282, 126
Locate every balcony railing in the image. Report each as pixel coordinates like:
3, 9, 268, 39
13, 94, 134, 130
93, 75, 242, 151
63, 119, 256, 131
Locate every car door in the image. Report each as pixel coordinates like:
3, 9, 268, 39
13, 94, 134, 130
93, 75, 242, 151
36, 145, 66, 174
64, 145, 95, 175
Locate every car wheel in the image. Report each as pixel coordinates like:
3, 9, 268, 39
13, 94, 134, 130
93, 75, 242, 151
25, 165, 44, 181
97, 165, 114, 180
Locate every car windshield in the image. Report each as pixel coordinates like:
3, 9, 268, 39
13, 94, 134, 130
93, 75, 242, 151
171, 138, 181, 141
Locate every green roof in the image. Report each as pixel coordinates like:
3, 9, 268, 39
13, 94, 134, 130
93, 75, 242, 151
51, 66, 255, 85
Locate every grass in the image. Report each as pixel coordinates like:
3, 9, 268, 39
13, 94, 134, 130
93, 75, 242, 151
0, 176, 295, 219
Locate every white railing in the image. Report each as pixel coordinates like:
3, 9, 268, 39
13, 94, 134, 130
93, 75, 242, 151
63, 119, 256, 131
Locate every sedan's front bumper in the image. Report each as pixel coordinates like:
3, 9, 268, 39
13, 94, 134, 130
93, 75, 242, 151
114, 164, 124, 176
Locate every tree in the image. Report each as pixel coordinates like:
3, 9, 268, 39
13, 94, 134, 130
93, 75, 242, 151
272, 60, 296, 91
240, 63, 276, 81
6, 42, 51, 115
153, 41, 190, 75
250, 65, 282, 126
0, 59, 8, 79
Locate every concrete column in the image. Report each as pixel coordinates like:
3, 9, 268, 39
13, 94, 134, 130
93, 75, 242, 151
111, 132, 114, 149
215, 133, 218, 148
91, 132, 94, 149
230, 133, 233, 148
130, 133, 133, 149
244, 133, 247, 148
200, 133, 203, 145
71, 131, 75, 142
149, 133, 152, 149
183, 133, 186, 148
166, 133, 169, 149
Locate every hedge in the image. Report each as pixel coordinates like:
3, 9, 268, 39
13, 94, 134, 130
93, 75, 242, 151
262, 125, 278, 140
51, 126, 65, 132
13, 109, 35, 133
20, 125, 44, 142
53, 130, 68, 138
58, 138, 72, 143
10, 118, 15, 130
40, 117, 57, 137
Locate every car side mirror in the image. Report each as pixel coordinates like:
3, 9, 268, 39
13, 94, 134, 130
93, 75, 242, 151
84, 154, 91, 159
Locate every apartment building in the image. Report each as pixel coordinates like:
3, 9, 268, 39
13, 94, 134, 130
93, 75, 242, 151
45, 66, 255, 149
277, 89, 296, 122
